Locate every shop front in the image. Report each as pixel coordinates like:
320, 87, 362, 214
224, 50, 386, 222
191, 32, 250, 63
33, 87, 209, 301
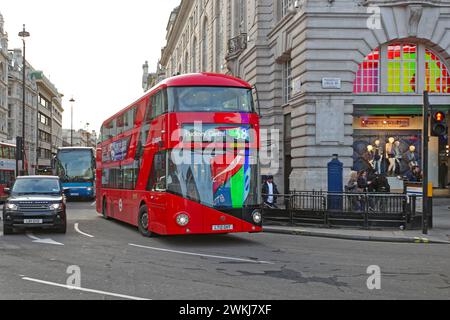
352, 110, 450, 189
352, 41, 450, 190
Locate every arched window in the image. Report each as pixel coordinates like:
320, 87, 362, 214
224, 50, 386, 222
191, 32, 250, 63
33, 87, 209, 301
192, 37, 198, 72
354, 43, 450, 94
202, 18, 209, 71
185, 52, 189, 74
354, 49, 379, 93
426, 49, 450, 93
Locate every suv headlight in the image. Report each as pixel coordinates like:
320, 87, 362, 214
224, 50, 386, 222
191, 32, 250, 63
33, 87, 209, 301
49, 203, 63, 210
6, 203, 18, 211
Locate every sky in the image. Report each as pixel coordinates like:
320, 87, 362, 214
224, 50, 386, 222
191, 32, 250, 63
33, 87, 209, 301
1, 0, 181, 134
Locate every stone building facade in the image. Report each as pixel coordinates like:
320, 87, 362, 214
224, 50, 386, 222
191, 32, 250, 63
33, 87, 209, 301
35, 73, 64, 174
150, 0, 450, 192
0, 13, 9, 142
62, 129, 97, 148
7, 48, 39, 174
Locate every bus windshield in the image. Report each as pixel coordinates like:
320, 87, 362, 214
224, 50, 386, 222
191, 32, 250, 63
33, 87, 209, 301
168, 86, 255, 113
162, 149, 259, 209
56, 149, 95, 183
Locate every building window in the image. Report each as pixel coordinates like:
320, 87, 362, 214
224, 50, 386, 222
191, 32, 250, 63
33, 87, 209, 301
283, 60, 293, 104
387, 44, 417, 93
239, 0, 246, 33
202, 18, 209, 71
192, 37, 198, 72
39, 95, 50, 109
354, 44, 449, 95
282, 0, 293, 18
39, 113, 51, 126
354, 49, 380, 93
426, 49, 450, 94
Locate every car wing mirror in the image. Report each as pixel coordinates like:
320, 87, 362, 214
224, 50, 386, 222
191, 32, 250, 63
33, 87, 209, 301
3, 188, 10, 195
63, 188, 70, 196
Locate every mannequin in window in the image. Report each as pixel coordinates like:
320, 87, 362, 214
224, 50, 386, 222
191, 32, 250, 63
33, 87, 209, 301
406, 145, 419, 169
393, 140, 402, 176
386, 137, 396, 176
367, 145, 375, 170
373, 140, 383, 174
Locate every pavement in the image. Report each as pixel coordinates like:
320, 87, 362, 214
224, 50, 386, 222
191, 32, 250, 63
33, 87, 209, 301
264, 198, 450, 244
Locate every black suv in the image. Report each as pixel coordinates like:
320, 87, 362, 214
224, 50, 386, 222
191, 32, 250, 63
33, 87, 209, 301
2, 176, 68, 235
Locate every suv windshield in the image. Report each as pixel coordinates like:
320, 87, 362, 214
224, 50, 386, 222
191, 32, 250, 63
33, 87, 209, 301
168, 86, 255, 113
12, 179, 61, 195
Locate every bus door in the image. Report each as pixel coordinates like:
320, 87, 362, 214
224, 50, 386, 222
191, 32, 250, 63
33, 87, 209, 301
147, 151, 167, 233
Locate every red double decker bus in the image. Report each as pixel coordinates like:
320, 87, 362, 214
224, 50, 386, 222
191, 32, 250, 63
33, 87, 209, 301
0, 142, 16, 202
96, 73, 262, 236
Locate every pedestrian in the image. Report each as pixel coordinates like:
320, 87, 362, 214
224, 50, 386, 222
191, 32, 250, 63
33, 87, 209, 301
346, 171, 358, 193
356, 170, 372, 211
346, 171, 360, 211
357, 170, 371, 193
262, 175, 280, 209
405, 166, 422, 182
369, 174, 391, 212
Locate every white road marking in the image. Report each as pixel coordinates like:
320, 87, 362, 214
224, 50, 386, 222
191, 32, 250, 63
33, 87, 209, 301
74, 223, 94, 238
26, 233, 64, 246
22, 277, 150, 300
129, 243, 274, 265
91, 201, 96, 207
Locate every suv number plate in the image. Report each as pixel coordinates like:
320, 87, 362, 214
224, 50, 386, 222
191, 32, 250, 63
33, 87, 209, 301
24, 219, 43, 224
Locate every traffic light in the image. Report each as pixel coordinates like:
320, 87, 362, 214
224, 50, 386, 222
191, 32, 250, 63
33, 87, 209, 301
431, 111, 448, 137
16, 136, 23, 160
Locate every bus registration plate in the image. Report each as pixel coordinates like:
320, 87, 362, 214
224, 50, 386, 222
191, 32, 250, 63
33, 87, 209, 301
212, 225, 234, 231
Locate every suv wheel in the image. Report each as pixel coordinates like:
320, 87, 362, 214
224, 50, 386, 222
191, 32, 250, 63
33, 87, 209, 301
3, 224, 13, 235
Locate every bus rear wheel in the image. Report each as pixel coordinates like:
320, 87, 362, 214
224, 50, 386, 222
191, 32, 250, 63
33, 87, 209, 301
138, 205, 154, 238
102, 198, 110, 220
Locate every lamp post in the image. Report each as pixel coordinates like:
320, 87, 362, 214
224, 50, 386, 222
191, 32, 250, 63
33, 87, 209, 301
19, 24, 30, 175
69, 97, 75, 147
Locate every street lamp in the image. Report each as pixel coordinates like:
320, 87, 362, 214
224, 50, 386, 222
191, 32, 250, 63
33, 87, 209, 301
19, 24, 30, 175
69, 97, 75, 147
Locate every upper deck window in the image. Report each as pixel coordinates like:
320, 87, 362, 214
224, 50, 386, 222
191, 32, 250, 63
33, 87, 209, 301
168, 86, 255, 113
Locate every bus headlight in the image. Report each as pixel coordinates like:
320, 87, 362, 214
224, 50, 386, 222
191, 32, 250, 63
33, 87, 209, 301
252, 211, 262, 224
6, 203, 18, 211
176, 213, 190, 227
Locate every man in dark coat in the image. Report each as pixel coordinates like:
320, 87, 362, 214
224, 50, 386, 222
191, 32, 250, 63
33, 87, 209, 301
262, 176, 280, 208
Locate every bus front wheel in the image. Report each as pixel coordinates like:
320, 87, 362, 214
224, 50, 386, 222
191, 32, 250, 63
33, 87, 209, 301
138, 205, 154, 238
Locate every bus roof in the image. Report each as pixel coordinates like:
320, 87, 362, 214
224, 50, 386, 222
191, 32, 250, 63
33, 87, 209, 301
101, 73, 253, 127
58, 147, 94, 151
0, 142, 16, 148
153, 73, 252, 91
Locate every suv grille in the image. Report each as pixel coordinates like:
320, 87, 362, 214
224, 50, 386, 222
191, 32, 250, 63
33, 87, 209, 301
18, 202, 50, 211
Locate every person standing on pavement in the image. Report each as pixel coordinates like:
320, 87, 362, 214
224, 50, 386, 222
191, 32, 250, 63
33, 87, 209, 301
262, 175, 280, 208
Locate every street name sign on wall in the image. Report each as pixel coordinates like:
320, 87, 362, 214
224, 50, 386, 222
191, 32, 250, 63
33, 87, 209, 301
322, 78, 341, 89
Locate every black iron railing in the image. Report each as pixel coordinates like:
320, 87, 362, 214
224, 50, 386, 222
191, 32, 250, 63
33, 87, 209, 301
262, 191, 419, 230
